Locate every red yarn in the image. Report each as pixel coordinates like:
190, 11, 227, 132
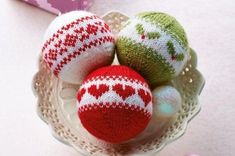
88, 84, 109, 99
42, 14, 115, 77
112, 83, 135, 100
77, 65, 153, 143
83, 65, 147, 83
79, 103, 150, 143
138, 88, 152, 107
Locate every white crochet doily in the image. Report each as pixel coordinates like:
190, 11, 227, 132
32, 11, 205, 156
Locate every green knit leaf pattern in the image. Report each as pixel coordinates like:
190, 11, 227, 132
167, 41, 175, 55
167, 41, 184, 61
135, 23, 160, 39
136, 24, 145, 35
175, 53, 184, 61
117, 37, 175, 87
137, 12, 188, 48
147, 32, 160, 39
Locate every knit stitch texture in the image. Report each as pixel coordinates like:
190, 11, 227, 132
152, 86, 182, 117
42, 11, 115, 84
117, 12, 189, 87
77, 65, 153, 143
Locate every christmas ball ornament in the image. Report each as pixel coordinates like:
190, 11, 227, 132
42, 11, 115, 84
152, 86, 181, 117
131, 85, 181, 142
77, 65, 153, 143
116, 12, 190, 87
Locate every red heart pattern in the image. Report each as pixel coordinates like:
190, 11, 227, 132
138, 89, 152, 107
113, 84, 135, 100
88, 84, 109, 99
77, 87, 86, 102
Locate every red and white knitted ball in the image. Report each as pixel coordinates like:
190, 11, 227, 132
77, 65, 153, 143
42, 11, 115, 84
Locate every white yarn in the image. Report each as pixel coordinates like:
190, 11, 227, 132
42, 11, 115, 84
118, 18, 189, 75
78, 77, 152, 114
152, 86, 182, 117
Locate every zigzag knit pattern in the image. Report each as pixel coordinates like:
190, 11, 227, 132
42, 11, 115, 84
117, 12, 189, 87
77, 65, 153, 143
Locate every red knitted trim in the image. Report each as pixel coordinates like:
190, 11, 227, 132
83, 75, 148, 88
83, 75, 149, 88
42, 14, 114, 74
78, 102, 151, 143
42, 15, 99, 52
53, 36, 114, 76
78, 102, 151, 117
83, 65, 148, 84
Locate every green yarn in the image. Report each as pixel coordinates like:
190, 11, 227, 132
136, 24, 145, 35
135, 23, 161, 39
137, 12, 188, 48
167, 41, 176, 55
167, 41, 184, 61
147, 32, 160, 39
116, 37, 175, 87
117, 12, 189, 87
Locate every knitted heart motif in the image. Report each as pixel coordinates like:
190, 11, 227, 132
113, 84, 135, 100
88, 84, 109, 99
77, 88, 86, 102
138, 89, 152, 106
77, 65, 153, 143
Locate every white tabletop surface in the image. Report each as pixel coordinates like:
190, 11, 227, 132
0, 0, 235, 156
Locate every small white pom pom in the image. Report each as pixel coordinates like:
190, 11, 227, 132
152, 85, 182, 117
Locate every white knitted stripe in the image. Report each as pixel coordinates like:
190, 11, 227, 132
118, 18, 189, 75
43, 11, 94, 44
78, 78, 152, 114
44, 17, 114, 71
58, 43, 114, 84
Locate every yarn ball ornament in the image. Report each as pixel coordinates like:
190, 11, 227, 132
152, 86, 181, 117
116, 11, 190, 87
77, 65, 153, 143
42, 11, 115, 84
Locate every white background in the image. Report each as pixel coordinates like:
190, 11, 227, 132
0, 0, 235, 155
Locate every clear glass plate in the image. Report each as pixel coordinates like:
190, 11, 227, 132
32, 11, 205, 156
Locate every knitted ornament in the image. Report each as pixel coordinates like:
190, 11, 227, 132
152, 86, 181, 117
77, 65, 153, 143
116, 12, 190, 87
42, 11, 115, 84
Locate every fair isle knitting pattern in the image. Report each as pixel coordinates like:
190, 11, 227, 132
78, 75, 152, 114
42, 11, 115, 84
77, 65, 153, 143
117, 12, 189, 87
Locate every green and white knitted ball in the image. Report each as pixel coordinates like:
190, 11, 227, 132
116, 12, 190, 87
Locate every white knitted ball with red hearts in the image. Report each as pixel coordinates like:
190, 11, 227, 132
42, 11, 115, 84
